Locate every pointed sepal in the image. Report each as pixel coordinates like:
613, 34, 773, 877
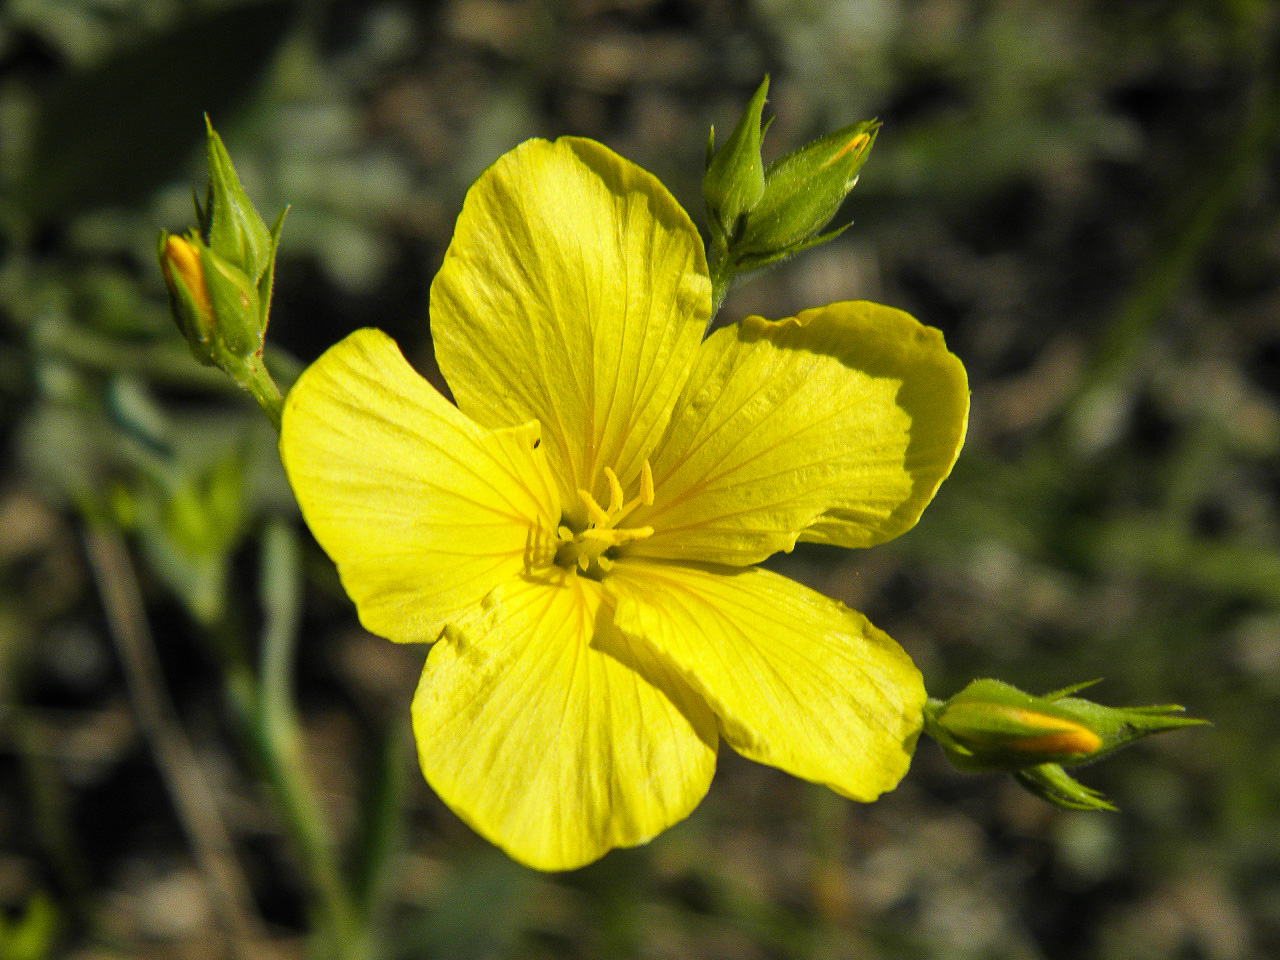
703, 77, 770, 239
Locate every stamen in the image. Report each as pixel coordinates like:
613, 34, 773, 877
554, 460, 659, 578
578, 525, 653, 547
603, 458, 656, 527
578, 488, 611, 528
604, 467, 625, 515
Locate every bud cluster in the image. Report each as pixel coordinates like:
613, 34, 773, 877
703, 77, 878, 310
159, 117, 286, 385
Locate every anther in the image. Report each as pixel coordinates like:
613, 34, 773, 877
604, 467, 625, 515
555, 461, 659, 577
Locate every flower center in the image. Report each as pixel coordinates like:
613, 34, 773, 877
553, 461, 654, 579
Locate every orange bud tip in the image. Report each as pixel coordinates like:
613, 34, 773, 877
162, 236, 213, 317
999, 707, 1104, 754
1009, 729, 1104, 755
824, 132, 872, 169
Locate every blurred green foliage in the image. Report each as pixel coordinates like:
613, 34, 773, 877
1, 0, 1279, 958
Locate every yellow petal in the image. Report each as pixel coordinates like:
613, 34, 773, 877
627, 301, 968, 565
279, 328, 561, 643
412, 573, 718, 871
430, 137, 711, 515
607, 560, 925, 801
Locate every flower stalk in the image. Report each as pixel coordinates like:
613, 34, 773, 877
208, 529, 370, 960
159, 122, 371, 956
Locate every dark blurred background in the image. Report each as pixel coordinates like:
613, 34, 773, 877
2, 0, 1279, 957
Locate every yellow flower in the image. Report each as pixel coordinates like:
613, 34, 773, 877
279, 138, 969, 871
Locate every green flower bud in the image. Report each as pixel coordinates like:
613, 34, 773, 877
200, 242, 262, 358
196, 115, 275, 280
159, 119, 287, 388
924, 679, 1207, 811
701, 80, 882, 315
735, 119, 878, 270
159, 232, 219, 367
159, 231, 262, 370
703, 77, 770, 240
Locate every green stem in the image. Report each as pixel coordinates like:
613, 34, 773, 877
32, 318, 301, 422
237, 521, 370, 960
180, 521, 367, 958
707, 233, 735, 325
351, 716, 410, 928
85, 526, 269, 956
33, 317, 233, 390
921, 698, 947, 737
231, 354, 284, 432
225, 661, 367, 959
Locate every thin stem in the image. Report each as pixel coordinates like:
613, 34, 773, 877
351, 716, 410, 928
246, 560, 368, 954
233, 354, 284, 432
706, 232, 735, 327
259, 522, 300, 725
226, 661, 366, 959
244, 520, 370, 960
33, 318, 233, 391
31, 318, 301, 416
920, 698, 949, 745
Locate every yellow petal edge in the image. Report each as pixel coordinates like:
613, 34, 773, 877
279, 328, 561, 643
609, 561, 925, 801
431, 137, 712, 511
629, 301, 968, 566
413, 574, 718, 871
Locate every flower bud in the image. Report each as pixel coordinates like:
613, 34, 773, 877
201, 245, 262, 358
159, 119, 286, 381
196, 115, 275, 280
703, 77, 770, 241
701, 79, 882, 312
159, 231, 262, 369
924, 678, 1207, 811
159, 233, 219, 367
735, 119, 878, 270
